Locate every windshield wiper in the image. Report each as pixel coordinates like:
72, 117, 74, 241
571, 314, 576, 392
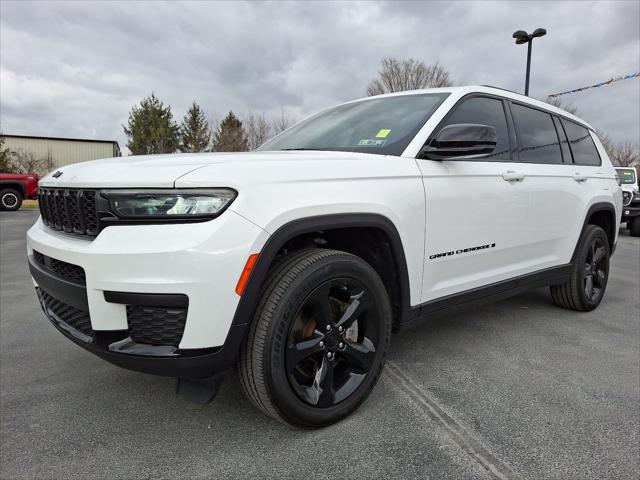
280, 148, 321, 151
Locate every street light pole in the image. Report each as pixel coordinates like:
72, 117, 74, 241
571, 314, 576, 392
525, 40, 532, 96
513, 28, 547, 96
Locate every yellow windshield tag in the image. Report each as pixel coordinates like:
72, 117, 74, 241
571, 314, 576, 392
376, 129, 391, 138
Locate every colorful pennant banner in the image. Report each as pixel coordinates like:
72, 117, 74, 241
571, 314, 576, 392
547, 72, 639, 98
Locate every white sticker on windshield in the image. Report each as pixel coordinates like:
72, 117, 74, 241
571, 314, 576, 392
357, 139, 386, 147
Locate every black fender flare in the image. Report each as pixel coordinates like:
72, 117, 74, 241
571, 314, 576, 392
572, 202, 617, 260
230, 213, 412, 328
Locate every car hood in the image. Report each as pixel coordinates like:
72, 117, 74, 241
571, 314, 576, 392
38, 150, 390, 188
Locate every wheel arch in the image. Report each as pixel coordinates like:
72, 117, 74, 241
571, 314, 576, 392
0, 181, 25, 195
573, 202, 617, 260
231, 213, 412, 331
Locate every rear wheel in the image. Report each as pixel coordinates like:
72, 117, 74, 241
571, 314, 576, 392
550, 225, 610, 311
0, 189, 22, 211
236, 248, 392, 428
630, 217, 640, 237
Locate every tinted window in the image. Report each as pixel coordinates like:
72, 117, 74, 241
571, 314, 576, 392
552, 116, 572, 163
615, 168, 637, 184
561, 119, 601, 166
257, 93, 449, 156
438, 97, 511, 160
511, 103, 562, 164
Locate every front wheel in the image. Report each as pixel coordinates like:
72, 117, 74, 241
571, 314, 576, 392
236, 248, 392, 428
630, 217, 640, 237
550, 225, 610, 311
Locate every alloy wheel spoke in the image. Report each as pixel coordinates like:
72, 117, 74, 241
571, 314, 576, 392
286, 334, 324, 372
595, 269, 606, 287
341, 337, 376, 371
336, 290, 368, 330
309, 283, 334, 331
584, 274, 594, 299
592, 246, 605, 265
312, 356, 335, 407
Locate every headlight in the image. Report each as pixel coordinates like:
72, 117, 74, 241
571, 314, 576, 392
101, 188, 237, 219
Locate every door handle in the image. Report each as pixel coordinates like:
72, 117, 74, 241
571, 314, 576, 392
573, 173, 588, 182
502, 171, 525, 182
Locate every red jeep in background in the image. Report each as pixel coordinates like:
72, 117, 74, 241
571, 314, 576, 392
0, 173, 39, 211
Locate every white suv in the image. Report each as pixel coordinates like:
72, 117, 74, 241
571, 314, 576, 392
27, 86, 621, 427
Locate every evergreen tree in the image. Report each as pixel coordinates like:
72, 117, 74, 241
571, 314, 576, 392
180, 101, 211, 152
213, 111, 248, 152
123, 93, 180, 155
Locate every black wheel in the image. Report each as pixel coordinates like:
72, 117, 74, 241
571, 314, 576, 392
550, 225, 610, 311
630, 217, 640, 237
236, 248, 392, 428
0, 189, 22, 211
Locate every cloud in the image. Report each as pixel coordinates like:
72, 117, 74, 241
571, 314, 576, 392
1, 0, 638, 153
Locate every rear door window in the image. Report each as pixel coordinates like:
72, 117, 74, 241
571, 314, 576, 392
510, 103, 562, 164
560, 119, 601, 166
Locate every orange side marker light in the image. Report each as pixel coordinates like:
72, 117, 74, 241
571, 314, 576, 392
235, 254, 260, 296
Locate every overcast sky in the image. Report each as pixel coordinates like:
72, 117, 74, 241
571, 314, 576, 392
1, 0, 639, 154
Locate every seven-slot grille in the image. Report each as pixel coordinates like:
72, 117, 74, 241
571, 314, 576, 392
38, 187, 99, 236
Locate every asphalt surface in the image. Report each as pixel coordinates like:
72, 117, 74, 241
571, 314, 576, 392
1, 209, 638, 480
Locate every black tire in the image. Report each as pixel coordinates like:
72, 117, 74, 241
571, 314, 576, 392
236, 248, 392, 428
0, 189, 22, 211
550, 225, 610, 311
630, 217, 640, 237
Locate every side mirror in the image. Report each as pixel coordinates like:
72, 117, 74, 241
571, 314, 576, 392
419, 123, 497, 160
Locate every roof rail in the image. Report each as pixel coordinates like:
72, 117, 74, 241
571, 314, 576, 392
480, 85, 522, 96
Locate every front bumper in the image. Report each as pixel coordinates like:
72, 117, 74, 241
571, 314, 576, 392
27, 210, 268, 377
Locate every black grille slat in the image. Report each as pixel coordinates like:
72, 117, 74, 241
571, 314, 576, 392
127, 306, 187, 347
83, 191, 98, 235
39, 188, 98, 237
37, 288, 93, 339
33, 250, 86, 285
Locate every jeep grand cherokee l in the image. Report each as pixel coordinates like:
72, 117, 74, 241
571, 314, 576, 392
27, 86, 621, 427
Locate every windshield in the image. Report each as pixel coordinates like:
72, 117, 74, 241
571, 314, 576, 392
257, 93, 449, 156
616, 168, 637, 185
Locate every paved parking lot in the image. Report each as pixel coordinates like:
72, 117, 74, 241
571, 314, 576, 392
1, 210, 638, 479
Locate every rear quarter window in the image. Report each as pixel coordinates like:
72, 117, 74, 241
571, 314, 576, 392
561, 119, 601, 166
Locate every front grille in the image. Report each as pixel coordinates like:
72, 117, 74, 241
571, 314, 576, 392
37, 288, 93, 340
127, 305, 187, 347
622, 191, 633, 206
39, 188, 99, 236
33, 250, 86, 285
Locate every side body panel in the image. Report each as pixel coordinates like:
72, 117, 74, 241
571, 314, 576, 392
177, 155, 427, 307
416, 159, 530, 302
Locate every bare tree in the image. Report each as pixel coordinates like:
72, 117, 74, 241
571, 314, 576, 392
366, 58, 452, 96
610, 141, 639, 167
544, 96, 579, 115
595, 130, 615, 158
9, 148, 51, 176
272, 109, 293, 135
245, 112, 272, 150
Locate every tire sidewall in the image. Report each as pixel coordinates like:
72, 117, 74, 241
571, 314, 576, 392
574, 226, 610, 310
263, 255, 391, 428
0, 189, 22, 211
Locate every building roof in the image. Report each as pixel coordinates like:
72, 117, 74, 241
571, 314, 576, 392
1, 133, 120, 147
